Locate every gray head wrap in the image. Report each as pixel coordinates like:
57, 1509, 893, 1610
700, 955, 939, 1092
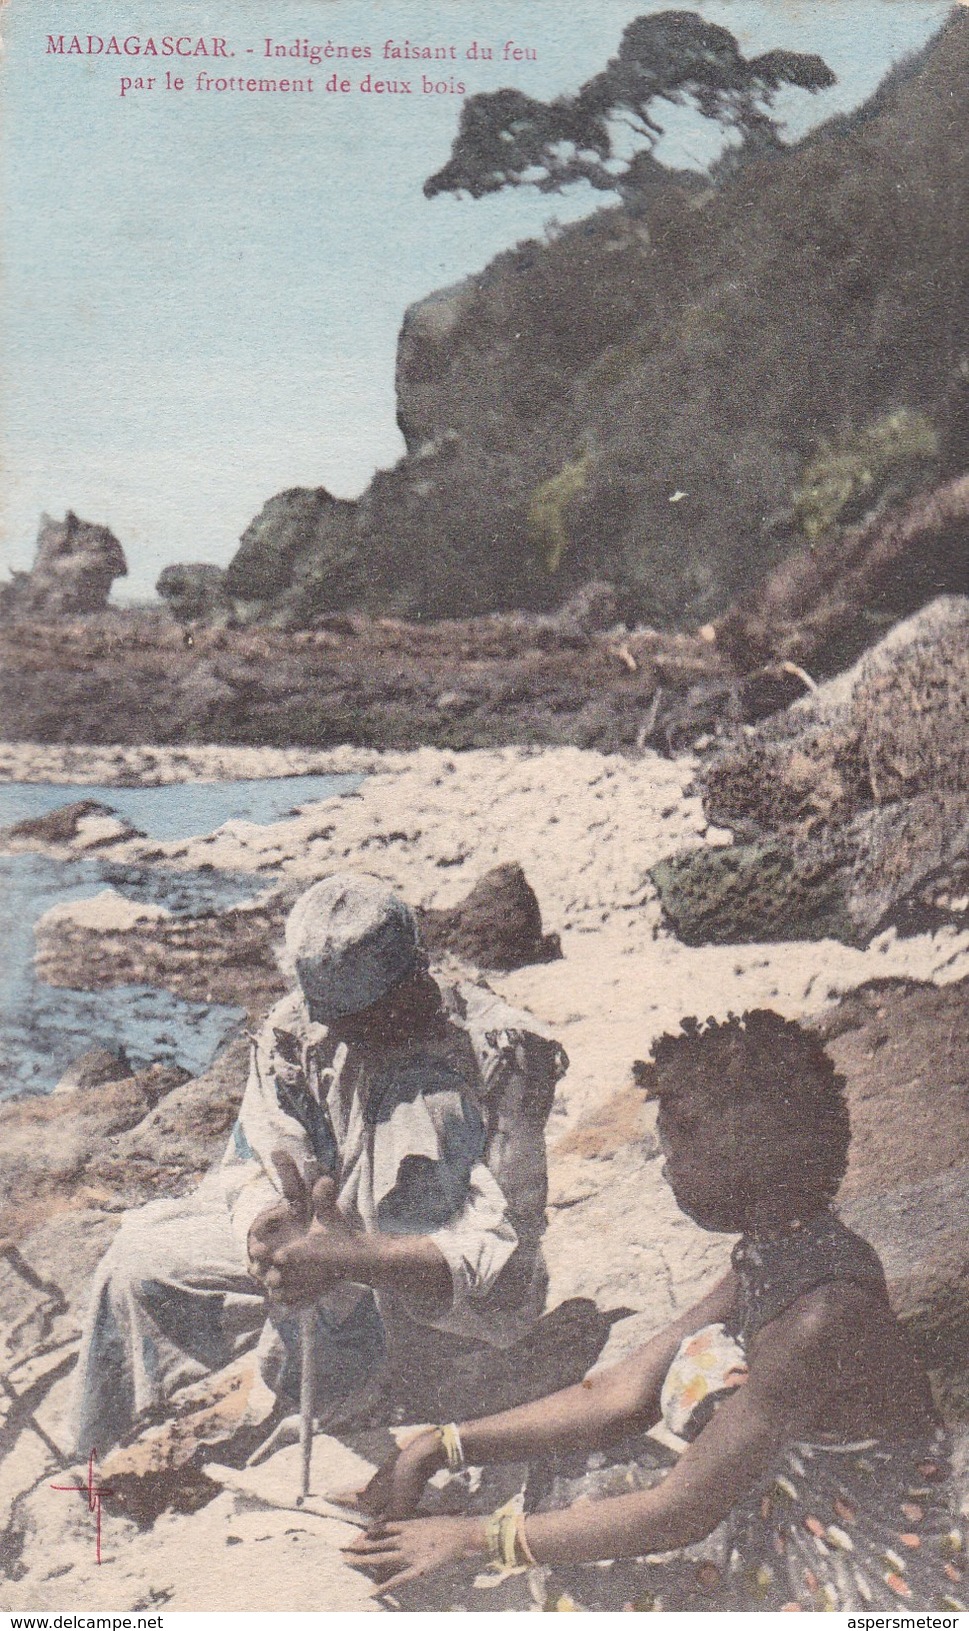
284, 873, 420, 1022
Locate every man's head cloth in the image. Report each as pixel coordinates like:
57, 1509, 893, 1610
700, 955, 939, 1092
284, 873, 420, 1022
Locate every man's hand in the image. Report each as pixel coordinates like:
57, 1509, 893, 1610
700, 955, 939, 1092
344, 1514, 484, 1595
258, 1150, 363, 1306
247, 1149, 318, 1285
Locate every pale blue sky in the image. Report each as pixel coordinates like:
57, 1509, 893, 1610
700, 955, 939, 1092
1, 0, 951, 596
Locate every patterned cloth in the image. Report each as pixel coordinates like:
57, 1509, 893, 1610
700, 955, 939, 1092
529, 1429, 965, 1612
659, 1323, 748, 1443
523, 1214, 965, 1612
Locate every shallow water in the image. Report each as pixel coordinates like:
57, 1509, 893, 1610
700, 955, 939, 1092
0, 772, 362, 842
0, 774, 360, 1098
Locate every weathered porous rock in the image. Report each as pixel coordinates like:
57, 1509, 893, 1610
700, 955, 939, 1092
650, 836, 854, 947
417, 863, 561, 970
846, 795, 969, 940
0, 512, 127, 620
851, 606, 969, 804
701, 597, 969, 836
655, 600, 969, 946
651, 794, 969, 948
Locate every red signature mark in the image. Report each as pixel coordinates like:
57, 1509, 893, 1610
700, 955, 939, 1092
50, 1449, 116, 1564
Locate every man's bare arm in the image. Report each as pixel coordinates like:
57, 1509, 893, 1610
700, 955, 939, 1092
266, 1222, 454, 1311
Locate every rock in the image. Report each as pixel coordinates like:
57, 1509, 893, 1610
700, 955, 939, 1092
0, 512, 127, 620
223, 487, 362, 618
33, 894, 285, 1017
73, 814, 138, 850
205, 18, 969, 633
851, 601, 969, 803
171, 662, 237, 720
156, 563, 229, 625
1, 800, 139, 851
98, 1353, 278, 1525
698, 726, 865, 839
0, 1064, 190, 1248
418, 863, 561, 970
52, 1047, 132, 1096
651, 795, 969, 948
701, 597, 969, 836
846, 794, 969, 940
809, 976, 969, 1401
551, 580, 620, 638
650, 835, 855, 947
668, 600, 969, 946
38, 889, 169, 935
111, 1035, 249, 1178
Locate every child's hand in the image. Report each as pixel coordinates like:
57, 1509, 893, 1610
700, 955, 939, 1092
344, 1514, 483, 1594
340, 1429, 444, 1519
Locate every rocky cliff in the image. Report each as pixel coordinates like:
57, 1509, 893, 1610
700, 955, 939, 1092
218, 12, 967, 630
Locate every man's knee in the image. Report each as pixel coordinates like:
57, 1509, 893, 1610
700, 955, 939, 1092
93, 1215, 185, 1308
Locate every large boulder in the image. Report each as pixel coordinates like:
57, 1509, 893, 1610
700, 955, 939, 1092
0, 512, 127, 619
156, 563, 229, 625
651, 793, 969, 948
811, 976, 969, 1408
652, 599, 969, 946
223, 487, 362, 621
417, 863, 561, 970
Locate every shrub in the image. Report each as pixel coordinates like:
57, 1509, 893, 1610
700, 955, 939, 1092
792, 409, 940, 542
527, 451, 594, 572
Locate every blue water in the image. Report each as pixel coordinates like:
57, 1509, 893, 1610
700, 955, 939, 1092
0, 775, 361, 1098
0, 773, 362, 843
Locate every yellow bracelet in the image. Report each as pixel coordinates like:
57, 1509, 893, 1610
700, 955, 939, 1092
435, 1421, 466, 1473
483, 1507, 505, 1568
515, 1513, 538, 1566
484, 1500, 535, 1571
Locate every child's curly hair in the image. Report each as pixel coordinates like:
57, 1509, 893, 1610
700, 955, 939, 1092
640, 1011, 850, 1209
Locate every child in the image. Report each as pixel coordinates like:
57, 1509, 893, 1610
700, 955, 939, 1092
345, 1011, 964, 1612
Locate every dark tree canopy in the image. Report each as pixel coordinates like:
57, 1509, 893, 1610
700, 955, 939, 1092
424, 11, 835, 205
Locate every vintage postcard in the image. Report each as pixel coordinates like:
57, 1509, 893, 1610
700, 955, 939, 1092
1, 0, 967, 1616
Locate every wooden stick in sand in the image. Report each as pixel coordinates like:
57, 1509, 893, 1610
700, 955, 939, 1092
298, 1303, 315, 1503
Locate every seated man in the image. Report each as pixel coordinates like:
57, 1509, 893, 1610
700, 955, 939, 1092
69, 873, 566, 1457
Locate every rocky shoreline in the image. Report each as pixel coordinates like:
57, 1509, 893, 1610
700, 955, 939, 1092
1, 593, 965, 1598
2, 692, 968, 1604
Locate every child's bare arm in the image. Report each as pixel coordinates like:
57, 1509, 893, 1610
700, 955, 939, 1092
460, 1269, 739, 1462
353, 1269, 738, 1516
517, 1280, 869, 1564
349, 1280, 872, 1587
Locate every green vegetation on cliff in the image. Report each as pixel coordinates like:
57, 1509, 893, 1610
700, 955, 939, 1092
182, 12, 966, 632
